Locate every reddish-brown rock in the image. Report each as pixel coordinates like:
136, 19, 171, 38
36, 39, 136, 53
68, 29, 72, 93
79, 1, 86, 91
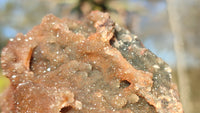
0, 11, 183, 113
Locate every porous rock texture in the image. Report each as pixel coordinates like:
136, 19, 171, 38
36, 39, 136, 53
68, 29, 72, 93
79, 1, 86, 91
0, 11, 183, 113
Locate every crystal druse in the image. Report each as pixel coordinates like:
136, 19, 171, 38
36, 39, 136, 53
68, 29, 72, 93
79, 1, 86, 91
0, 11, 183, 113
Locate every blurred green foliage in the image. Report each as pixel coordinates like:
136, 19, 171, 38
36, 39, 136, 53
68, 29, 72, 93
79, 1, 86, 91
0, 71, 10, 93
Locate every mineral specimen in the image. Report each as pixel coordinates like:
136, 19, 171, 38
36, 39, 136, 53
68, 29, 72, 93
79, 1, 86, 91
0, 11, 183, 113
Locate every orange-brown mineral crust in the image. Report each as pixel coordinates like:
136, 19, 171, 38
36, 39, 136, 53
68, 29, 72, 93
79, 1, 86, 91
0, 11, 183, 113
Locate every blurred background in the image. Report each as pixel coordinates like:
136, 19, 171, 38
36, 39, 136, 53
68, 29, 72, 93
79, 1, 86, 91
0, 0, 199, 113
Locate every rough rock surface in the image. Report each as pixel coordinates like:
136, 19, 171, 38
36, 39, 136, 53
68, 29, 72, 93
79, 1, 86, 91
0, 11, 183, 113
